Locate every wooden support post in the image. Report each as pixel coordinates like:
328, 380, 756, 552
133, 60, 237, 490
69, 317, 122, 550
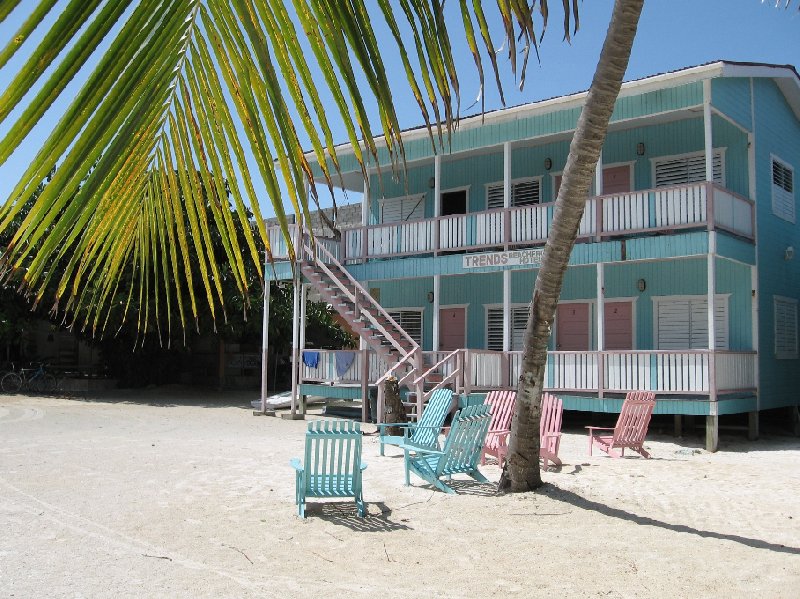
256, 278, 275, 416
673, 414, 682, 438
706, 414, 719, 452
747, 411, 759, 441
360, 349, 369, 423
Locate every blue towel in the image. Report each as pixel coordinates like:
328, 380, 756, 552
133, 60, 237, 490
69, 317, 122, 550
335, 351, 356, 377
302, 351, 320, 368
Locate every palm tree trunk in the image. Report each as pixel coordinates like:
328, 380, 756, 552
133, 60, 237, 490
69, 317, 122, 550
498, 0, 644, 493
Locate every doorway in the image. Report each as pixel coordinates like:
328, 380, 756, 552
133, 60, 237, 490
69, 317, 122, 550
556, 303, 590, 351
441, 189, 467, 216
603, 301, 634, 350
439, 307, 466, 351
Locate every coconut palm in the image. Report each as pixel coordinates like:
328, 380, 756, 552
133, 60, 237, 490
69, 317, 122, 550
0, 0, 671, 493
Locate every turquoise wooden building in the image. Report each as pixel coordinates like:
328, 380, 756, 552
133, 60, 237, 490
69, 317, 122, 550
268, 61, 800, 451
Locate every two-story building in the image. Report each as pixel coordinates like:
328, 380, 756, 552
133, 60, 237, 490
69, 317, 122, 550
267, 61, 800, 450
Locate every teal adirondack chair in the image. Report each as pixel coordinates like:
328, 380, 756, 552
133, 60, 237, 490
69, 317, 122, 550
403, 404, 492, 494
377, 388, 453, 456
290, 420, 366, 518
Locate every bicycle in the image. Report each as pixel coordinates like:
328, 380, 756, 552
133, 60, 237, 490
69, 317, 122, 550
1, 362, 58, 395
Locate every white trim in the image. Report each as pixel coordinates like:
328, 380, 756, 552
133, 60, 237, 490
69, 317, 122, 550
773, 296, 798, 360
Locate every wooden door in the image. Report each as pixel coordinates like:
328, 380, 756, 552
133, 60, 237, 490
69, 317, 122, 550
556, 303, 590, 351
603, 301, 633, 350
439, 307, 466, 351
602, 165, 632, 195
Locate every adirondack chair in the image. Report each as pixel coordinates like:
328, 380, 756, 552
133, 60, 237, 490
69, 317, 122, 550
480, 390, 516, 466
494, 392, 563, 470
403, 404, 492, 494
586, 391, 657, 458
290, 420, 366, 518
377, 388, 453, 456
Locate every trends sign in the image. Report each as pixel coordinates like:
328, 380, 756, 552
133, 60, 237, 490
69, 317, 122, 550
462, 249, 545, 269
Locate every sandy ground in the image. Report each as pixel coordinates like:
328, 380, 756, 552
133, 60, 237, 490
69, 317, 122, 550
1, 387, 798, 599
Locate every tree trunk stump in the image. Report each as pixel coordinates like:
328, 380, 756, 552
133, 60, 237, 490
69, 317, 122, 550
382, 377, 407, 436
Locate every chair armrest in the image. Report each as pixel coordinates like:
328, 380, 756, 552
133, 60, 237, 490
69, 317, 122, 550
376, 422, 415, 431
487, 427, 511, 435
585, 426, 614, 432
360, 462, 368, 471
402, 442, 445, 456
289, 458, 303, 472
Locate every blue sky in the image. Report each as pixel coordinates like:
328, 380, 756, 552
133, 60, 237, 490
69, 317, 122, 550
0, 1, 798, 217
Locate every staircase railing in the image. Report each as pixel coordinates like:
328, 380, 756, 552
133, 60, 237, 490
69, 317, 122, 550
413, 349, 464, 402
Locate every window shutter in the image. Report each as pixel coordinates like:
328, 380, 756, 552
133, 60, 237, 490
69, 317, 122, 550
774, 297, 798, 359
387, 310, 423, 345
656, 297, 728, 350
772, 158, 795, 223
382, 195, 425, 223
654, 152, 723, 187
486, 308, 504, 351
511, 306, 530, 350
486, 179, 540, 209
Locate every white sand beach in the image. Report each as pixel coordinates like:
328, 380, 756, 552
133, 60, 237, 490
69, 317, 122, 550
1, 388, 798, 598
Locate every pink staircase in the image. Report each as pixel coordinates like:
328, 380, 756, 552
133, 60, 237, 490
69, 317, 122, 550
299, 240, 427, 419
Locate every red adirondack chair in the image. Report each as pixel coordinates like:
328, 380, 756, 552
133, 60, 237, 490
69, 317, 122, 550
489, 392, 563, 470
586, 391, 657, 458
481, 390, 516, 467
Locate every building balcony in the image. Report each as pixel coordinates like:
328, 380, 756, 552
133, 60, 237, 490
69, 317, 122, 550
268, 182, 754, 265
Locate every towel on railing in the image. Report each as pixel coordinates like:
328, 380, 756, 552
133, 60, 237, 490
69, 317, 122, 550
302, 351, 320, 368
335, 351, 356, 377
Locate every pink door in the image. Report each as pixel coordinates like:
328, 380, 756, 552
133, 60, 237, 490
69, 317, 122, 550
439, 308, 466, 351
556, 303, 590, 351
602, 165, 632, 195
604, 301, 633, 350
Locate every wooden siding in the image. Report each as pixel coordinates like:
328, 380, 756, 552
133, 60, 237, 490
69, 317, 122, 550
716, 234, 756, 265
711, 78, 753, 131
753, 79, 800, 410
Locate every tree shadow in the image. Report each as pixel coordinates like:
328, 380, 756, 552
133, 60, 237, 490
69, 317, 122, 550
311, 502, 413, 532
545, 485, 800, 555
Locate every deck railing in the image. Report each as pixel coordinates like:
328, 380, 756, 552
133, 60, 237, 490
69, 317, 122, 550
268, 182, 754, 262
299, 348, 756, 398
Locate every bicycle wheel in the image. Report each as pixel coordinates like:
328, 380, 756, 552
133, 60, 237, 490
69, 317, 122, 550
1, 372, 22, 394
39, 373, 58, 394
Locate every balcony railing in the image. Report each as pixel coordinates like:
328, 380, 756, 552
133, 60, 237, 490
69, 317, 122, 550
268, 182, 754, 263
298, 348, 757, 398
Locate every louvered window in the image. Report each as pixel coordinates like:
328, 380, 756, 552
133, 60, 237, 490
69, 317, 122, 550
774, 296, 798, 359
654, 296, 728, 350
387, 310, 423, 345
771, 157, 795, 223
653, 151, 723, 187
381, 195, 425, 223
486, 306, 530, 351
486, 178, 541, 209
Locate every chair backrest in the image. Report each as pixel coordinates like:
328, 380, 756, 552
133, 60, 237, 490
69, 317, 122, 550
485, 390, 516, 433
302, 420, 363, 493
540, 392, 563, 439
437, 404, 492, 475
613, 391, 656, 446
410, 388, 453, 447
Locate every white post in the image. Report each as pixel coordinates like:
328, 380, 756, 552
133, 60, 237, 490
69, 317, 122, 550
362, 170, 370, 226
707, 231, 717, 401
432, 275, 441, 351
502, 270, 511, 352
596, 263, 605, 351
290, 272, 300, 417
434, 154, 442, 217
595, 149, 604, 196
259, 275, 272, 414
300, 283, 307, 351
703, 80, 714, 182
503, 142, 512, 209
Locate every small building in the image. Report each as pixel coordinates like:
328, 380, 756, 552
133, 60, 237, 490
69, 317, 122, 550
267, 61, 800, 450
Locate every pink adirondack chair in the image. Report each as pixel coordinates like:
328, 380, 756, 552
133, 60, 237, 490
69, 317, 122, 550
539, 393, 563, 470
490, 392, 563, 470
481, 390, 516, 466
586, 391, 657, 458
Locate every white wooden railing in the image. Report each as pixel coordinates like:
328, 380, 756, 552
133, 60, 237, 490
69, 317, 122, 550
299, 348, 756, 399
269, 182, 754, 262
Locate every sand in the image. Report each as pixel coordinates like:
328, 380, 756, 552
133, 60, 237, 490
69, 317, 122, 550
1, 388, 798, 598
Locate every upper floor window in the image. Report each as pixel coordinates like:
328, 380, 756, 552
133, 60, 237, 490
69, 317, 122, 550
486, 178, 541, 209
774, 296, 798, 359
771, 156, 795, 223
381, 194, 425, 223
653, 150, 723, 188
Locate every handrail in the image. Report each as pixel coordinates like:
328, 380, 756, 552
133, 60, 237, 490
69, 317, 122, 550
375, 347, 419, 386
423, 368, 462, 402
412, 348, 461, 385
306, 239, 419, 353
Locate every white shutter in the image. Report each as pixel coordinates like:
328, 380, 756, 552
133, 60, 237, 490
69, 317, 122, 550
382, 195, 425, 223
387, 310, 423, 345
774, 297, 798, 359
771, 158, 795, 223
511, 306, 530, 351
654, 152, 723, 187
485, 178, 541, 210
486, 308, 504, 350
656, 297, 728, 350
